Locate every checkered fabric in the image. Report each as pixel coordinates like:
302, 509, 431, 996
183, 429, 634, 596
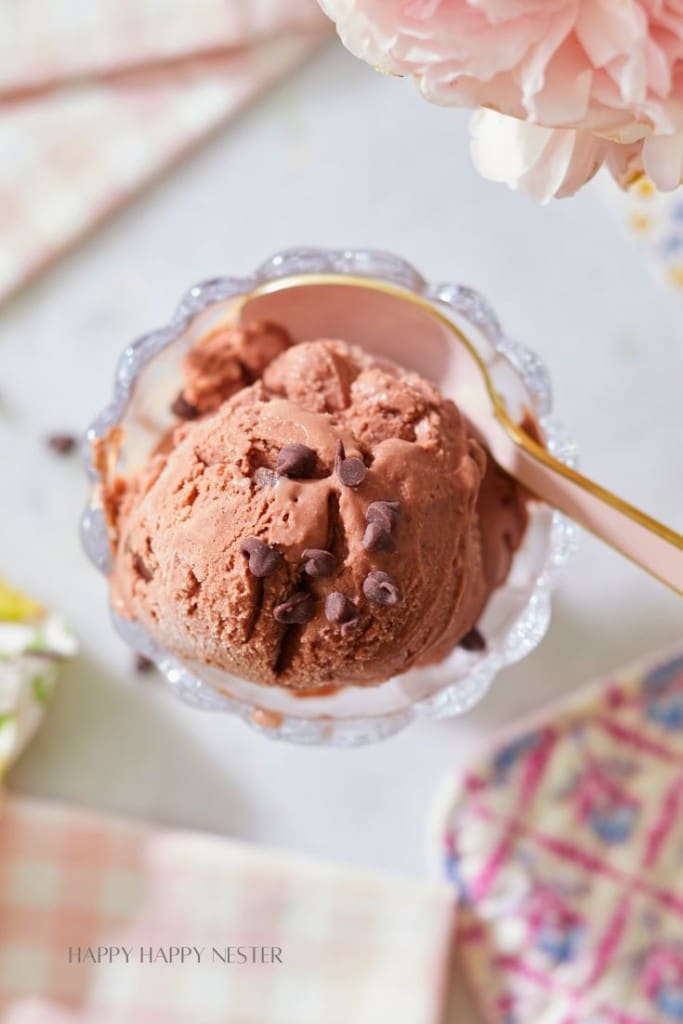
0, 796, 454, 1024
433, 647, 683, 1024
0, 1, 328, 303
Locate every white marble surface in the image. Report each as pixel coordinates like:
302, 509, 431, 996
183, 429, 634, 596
1, 42, 681, 1022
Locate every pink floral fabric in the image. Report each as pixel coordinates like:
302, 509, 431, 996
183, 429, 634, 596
603, 173, 683, 294
320, 1, 683, 201
434, 647, 683, 1022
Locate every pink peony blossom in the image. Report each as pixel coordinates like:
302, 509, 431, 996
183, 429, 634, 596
319, 0, 683, 201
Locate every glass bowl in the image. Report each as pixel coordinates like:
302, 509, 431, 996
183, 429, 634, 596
81, 248, 578, 746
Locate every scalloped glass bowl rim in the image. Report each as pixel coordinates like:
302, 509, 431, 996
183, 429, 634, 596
81, 247, 578, 746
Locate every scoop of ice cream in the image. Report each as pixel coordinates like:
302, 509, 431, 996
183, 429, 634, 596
106, 324, 527, 690
176, 319, 292, 416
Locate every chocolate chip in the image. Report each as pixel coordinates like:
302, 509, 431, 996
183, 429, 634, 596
459, 628, 486, 652
171, 392, 199, 420
362, 571, 401, 606
239, 537, 282, 577
302, 548, 337, 578
338, 458, 366, 487
274, 591, 315, 625
366, 500, 401, 532
362, 521, 396, 553
325, 591, 352, 622
240, 537, 262, 555
47, 433, 77, 455
132, 551, 154, 582
276, 443, 317, 479
134, 654, 155, 674
334, 440, 367, 488
325, 592, 359, 634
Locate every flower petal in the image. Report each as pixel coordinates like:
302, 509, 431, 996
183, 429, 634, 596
643, 131, 683, 189
322, 0, 683, 199
470, 109, 608, 201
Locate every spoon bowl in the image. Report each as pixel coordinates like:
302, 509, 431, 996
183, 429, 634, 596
243, 272, 683, 595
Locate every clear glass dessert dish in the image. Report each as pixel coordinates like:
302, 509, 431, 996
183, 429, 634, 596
82, 248, 578, 746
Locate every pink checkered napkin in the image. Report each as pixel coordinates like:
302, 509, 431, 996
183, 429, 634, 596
0, 796, 454, 1024
0, 0, 329, 303
432, 647, 683, 1024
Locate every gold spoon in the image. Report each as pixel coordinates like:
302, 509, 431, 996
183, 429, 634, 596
238, 273, 683, 596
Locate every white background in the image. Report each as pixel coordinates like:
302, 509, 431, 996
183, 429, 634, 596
2, 41, 682, 1021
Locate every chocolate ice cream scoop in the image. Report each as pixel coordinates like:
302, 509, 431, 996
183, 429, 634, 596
104, 324, 528, 691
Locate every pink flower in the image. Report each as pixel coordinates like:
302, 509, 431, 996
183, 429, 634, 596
319, 0, 683, 201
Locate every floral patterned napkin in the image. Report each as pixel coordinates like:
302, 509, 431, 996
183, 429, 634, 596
602, 176, 683, 297
432, 647, 683, 1024
0, 578, 77, 776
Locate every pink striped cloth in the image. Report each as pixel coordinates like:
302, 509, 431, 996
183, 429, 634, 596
433, 647, 683, 1024
0, 795, 454, 1024
0, 1, 329, 303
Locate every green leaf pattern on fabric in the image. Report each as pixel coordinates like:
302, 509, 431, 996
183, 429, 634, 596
0, 594, 77, 777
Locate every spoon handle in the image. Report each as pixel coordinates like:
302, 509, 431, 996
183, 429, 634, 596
505, 426, 683, 595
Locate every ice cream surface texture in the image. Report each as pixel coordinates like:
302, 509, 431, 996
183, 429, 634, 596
105, 321, 528, 690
